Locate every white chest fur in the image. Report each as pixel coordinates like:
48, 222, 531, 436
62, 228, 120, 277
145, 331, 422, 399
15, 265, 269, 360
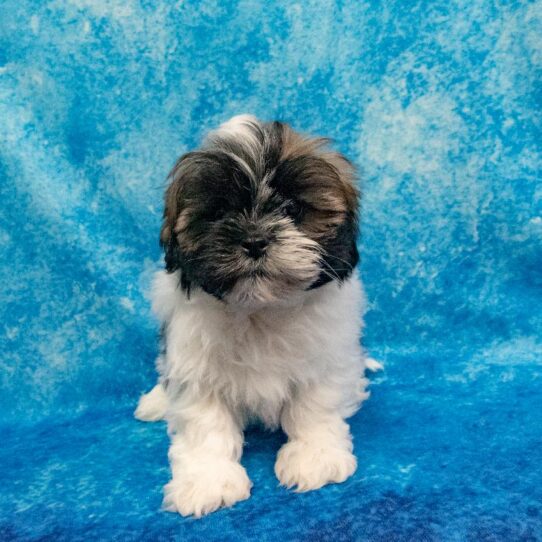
152, 270, 366, 427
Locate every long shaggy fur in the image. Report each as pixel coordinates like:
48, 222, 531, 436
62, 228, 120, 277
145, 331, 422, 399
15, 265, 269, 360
135, 115, 377, 517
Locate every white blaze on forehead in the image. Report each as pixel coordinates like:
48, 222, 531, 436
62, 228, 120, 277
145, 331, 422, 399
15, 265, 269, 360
205, 114, 265, 187
215, 114, 259, 137
210, 114, 263, 155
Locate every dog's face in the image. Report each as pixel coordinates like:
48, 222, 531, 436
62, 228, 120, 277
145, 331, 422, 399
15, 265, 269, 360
161, 115, 359, 307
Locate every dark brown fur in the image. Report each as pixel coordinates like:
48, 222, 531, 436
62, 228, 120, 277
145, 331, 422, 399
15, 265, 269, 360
160, 117, 360, 301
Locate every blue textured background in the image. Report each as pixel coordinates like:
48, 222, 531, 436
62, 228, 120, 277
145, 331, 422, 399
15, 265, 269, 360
1, 1, 541, 540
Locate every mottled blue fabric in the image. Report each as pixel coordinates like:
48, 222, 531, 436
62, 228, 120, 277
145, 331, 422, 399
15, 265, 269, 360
1, 1, 541, 540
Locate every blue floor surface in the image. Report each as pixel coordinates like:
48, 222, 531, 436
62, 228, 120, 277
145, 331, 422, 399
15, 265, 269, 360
1, 0, 541, 540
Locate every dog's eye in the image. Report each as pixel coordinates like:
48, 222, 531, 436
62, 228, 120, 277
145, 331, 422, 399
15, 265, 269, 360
283, 200, 304, 222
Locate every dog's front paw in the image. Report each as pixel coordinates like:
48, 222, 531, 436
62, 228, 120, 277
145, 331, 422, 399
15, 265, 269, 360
275, 440, 357, 491
163, 460, 252, 517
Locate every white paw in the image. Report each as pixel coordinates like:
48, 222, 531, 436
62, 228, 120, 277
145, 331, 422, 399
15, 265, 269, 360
134, 384, 168, 422
275, 440, 357, 491
163, 460, 252, 517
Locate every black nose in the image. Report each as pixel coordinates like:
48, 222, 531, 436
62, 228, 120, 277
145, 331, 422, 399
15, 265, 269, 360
241, 238, 268, 259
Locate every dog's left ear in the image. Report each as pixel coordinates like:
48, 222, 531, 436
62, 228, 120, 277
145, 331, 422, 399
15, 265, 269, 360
311, 152, 360, 288
323, 151, 360, 221
321, 216, 360, 281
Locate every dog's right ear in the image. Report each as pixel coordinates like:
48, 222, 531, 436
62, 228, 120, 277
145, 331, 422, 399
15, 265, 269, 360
160, 156, 186, 274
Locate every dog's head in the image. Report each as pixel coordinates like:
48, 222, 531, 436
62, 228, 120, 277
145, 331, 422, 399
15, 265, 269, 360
161, 115, 359, 307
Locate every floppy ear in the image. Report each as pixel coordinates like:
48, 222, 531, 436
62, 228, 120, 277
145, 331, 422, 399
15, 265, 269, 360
323, 151, 360, 219
160, 162, 183, 273
308, 151, 361, 290
159, 156, 194, 295
323, 150, 360, 267
323, 217, 360, 278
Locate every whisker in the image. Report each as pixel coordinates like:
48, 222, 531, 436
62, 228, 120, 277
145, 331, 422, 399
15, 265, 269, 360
319, 249, 353, 270
319, 259, 342, 281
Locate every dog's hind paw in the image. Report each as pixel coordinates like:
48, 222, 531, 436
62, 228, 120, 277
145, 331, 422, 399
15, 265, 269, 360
134, 384, 168, 422
365, 357, 383, 372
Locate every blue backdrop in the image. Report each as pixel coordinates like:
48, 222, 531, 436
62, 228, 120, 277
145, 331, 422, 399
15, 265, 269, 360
1, 1, 541, 540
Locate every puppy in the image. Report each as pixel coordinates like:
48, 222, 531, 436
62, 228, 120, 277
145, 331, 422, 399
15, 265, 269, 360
135, 115, 379, 517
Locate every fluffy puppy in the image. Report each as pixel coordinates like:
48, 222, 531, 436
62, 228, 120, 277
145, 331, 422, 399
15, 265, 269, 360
135, 115, 378, 517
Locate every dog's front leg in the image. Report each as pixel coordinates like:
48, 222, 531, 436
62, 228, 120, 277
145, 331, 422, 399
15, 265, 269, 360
163, 391, 251, 517
275, 384, 357, 491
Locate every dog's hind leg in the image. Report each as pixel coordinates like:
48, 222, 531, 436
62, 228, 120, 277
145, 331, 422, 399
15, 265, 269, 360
134, 382, 168, 422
